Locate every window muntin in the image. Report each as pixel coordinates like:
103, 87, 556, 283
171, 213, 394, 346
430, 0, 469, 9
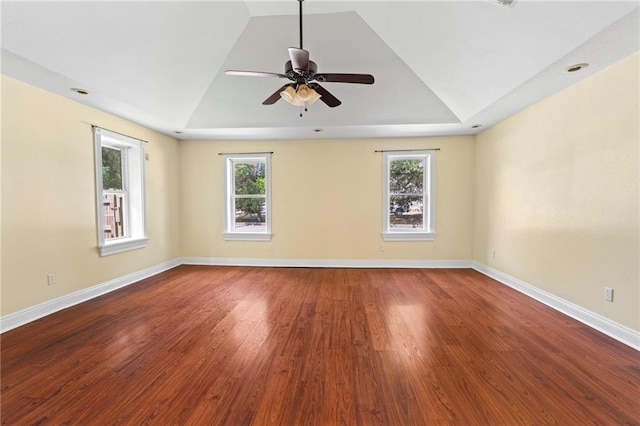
223, 153, 271, 240
383, 151, 435, 241
94, 127, 147, 256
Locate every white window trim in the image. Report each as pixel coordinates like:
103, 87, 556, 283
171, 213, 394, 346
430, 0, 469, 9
222, 153, 272, 241
94, 127, 148, 256
382, 150, 435, 241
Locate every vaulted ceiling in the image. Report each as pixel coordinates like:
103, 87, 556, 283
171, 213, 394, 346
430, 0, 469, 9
2, 1, 638, 140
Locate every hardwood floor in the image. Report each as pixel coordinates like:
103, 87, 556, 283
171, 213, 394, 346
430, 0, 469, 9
2, 266, 639, 425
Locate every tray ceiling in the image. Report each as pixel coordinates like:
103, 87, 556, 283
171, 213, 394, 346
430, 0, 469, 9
2, 1, 638, 140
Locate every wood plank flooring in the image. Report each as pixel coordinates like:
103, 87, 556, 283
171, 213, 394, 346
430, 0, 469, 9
2, 266, 639, 425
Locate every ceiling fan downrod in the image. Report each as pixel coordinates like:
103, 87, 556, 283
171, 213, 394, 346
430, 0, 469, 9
299, 0, 304, 49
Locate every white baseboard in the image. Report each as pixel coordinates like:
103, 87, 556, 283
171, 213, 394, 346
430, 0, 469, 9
181, 257, 472, 269
0, 258, 182, 333
471, 261, 640, 351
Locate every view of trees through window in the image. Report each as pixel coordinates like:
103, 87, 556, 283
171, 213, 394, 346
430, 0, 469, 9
234, 162, 266, 230
389, 159, 425, 229
102, 146, 125, 239
102, 147, 123, 190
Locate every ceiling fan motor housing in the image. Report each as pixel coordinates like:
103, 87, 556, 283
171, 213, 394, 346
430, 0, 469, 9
285, 59, 318, 82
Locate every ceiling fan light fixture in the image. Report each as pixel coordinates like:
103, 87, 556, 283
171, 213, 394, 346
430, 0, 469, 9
280, 84, 321, 107
280, 86, 297, 104
297, 84, 320, 103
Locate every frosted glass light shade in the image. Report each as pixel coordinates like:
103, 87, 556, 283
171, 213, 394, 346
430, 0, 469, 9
280, 84, 321, 106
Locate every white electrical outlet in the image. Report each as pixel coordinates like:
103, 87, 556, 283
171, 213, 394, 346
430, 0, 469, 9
604, 287, 614, 302
267, 244, 274, 252
47, 273, 56, 286
379, 244, 385, 252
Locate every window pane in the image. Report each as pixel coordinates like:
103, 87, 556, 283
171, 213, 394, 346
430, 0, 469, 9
389, 159, 423, 194
102, 147, 123, 190
234, 162, 265, 195
102, 193, 126, 240
389, 195, 424, 230
234, 197, 267, 232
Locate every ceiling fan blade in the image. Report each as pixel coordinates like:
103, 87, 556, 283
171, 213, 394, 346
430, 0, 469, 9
312, 84, 341, 108
226, 70, 287, 78
314, 73, 375, 84
262, 84, 292, 105
288, 47, 310, 72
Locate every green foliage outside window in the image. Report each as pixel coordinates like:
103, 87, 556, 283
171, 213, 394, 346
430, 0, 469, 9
234, 162, 266, 222
390, 159, 424, 210
102, 146, 123, 190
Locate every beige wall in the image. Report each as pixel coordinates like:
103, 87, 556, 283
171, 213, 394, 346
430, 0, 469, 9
180, 137, 475, 261
1, 76, 181, 316
474, 52, 639, 331
2, 53, 638, 335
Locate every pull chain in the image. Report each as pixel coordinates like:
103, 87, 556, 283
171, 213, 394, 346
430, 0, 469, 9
299, 103, 309, 117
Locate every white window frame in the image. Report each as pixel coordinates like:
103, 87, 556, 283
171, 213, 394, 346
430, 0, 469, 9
94, 127, 148, 256
382, 150, 435, 241
223, 153, 272, 241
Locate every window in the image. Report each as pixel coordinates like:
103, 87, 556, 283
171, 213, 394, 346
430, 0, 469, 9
93, 127, 147, 256
223, 153, 271, 240
383, 150, 435, 241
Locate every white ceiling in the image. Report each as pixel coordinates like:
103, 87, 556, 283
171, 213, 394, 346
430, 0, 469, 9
2, 1, 638, 140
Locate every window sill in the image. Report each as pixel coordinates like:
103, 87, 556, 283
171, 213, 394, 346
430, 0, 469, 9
223, 232, 271, 241
383, 232, 435, 242
99, 237, 148, 256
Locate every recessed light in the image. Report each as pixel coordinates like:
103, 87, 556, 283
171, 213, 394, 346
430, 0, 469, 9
565, 63, 589, 73
492, 0, 516, 7
70, 87, 89, 95
472, 124, 482, 129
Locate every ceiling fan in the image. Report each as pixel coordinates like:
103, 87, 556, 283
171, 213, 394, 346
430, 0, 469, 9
225, 0, 375, 113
